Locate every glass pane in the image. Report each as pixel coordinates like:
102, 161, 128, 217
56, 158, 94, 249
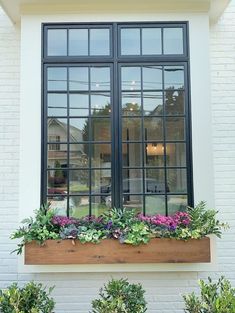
123, 169, 143, 193
91, 144, 111, 168
47, 170, 67, 195
69, 118, 88, 142
143, 66, 163, 90
165, 90, 185, 115
122, 118, 141, 141
90, 29, 110, 55
48, 68, 67, 91
145, 143, 165, 166
122, 92, 141, 116
91, 93, 111, 116
164, 66, 184, 90
123, 143, 142, 167
48, 29, 67, 56
166, 143, 186, 167
48, 118, 67, 142
69, 196, 89, 218
121, 67, 141, 90
91, 118, 111, 141
165, 117, 185, 140
142, 28, 162, 55
121, 28, 140, 55
91, 196, 111, 217
47, 144, 68, 168
123, 194, 143, 213
91, 169, 111, 194
145, 169, 165, 193
143, 92, 163, 116
164, 28, 183, 55
167, 169, 187, 193
69, 29, 88, 56
145, 195, 166, 215
48, 93, 67, 117
168, 195, 187, 215
90, 67, 110, 91
69, 94, 89, 116
70, 170, 89, 194
48, 197, 67, 216
70, 144, 89, 168
69, 67, 89, 91
144, 117, 163, 141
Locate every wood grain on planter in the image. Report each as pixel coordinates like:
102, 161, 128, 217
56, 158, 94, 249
25, 237, 211, 265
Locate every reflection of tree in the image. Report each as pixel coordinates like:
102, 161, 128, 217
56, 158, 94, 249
165, 88, 184, 115
122, 102, 141, 116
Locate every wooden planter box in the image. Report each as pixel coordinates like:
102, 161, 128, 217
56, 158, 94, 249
25, 237, 210, 265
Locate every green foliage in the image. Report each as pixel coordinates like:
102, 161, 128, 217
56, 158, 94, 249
178, 201, 229, 240
103, 208, 150, 245
183, 276, 235, 313
11, 205, 59, 254
91, 278, 147, 313
0, 282, 55, 313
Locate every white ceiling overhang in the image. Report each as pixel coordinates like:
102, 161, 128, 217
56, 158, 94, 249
0, 0, 231, 24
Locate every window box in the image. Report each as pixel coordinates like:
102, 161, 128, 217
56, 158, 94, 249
25, 237, 210, 265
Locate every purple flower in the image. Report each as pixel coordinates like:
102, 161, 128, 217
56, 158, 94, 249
105, 221, 113, 230
51, 215, 78, 227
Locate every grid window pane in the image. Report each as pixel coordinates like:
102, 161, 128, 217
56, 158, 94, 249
167, 195, 188, 215
143, 66, 163, 90
48, 29, 67, 56
122, 92, 142, 116
145, 195, 166, 215
90, 29, 110, 55
69, 118, 88, 142
145, 169, 165, 193
91, 196, 112, 217
69, 67, 89, 91
70, 170, 89, 194
91, 93, 111, 116
122, 118, 141, 141
123, 143, 143, 167
91, 118, 111, 141
121, 67, 141, 90
145, 143, 165, 167
164, 28, 184, 55
48, 68, 67, 91
165, 90, 185, 115
69, 196, 90, 218
48, 118, 68, 142
69, 29, 88, 56
69, 144, 89, 168
142, 28, 162, 55
48, 197, 67, 216
144, 117, 164, 141
90, 67, 110, 91
69, 94, 89, 117
47, 144, 68, 169
167, 168, 187, 193
91, 144, 111, 168
91, 169, 111, 194
143, 92, 163, 116
121, 28, 140, 55
165, 117, 185, 141
166, 143, 186, 167
164, 66, 184, 90
48, 93, 67, 117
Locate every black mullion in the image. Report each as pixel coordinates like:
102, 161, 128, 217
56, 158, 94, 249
140, 66, 146, 215
66, 28, 69, 56
88, 29, 91, 56
66, 67, 70, 217
162, 65, 168, 215
41, 64, 48, 205
88, 66, 92, 216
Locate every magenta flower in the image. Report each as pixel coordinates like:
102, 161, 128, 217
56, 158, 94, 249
51, 215, 78, 227
137, 211, 191, 229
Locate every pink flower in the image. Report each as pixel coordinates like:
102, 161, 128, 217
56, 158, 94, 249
51, 215, 78, 227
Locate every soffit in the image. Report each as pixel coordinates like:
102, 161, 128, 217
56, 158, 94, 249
0, 0, 231, 24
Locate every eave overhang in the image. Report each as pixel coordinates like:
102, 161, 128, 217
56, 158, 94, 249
0, 0, 231, 24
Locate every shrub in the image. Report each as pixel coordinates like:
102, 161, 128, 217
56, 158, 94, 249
0, 281, 55, 313
183, 276, 235, 313
91, 278, 147, 313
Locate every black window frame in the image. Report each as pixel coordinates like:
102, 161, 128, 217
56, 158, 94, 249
41, 22, 194, 216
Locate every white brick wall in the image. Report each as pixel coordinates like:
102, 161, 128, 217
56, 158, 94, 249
0, 2, 235, 312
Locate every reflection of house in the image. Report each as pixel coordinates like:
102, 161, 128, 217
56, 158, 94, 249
48, 118, 84, 168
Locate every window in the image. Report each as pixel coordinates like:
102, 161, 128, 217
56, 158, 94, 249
42, 23, 193, 218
